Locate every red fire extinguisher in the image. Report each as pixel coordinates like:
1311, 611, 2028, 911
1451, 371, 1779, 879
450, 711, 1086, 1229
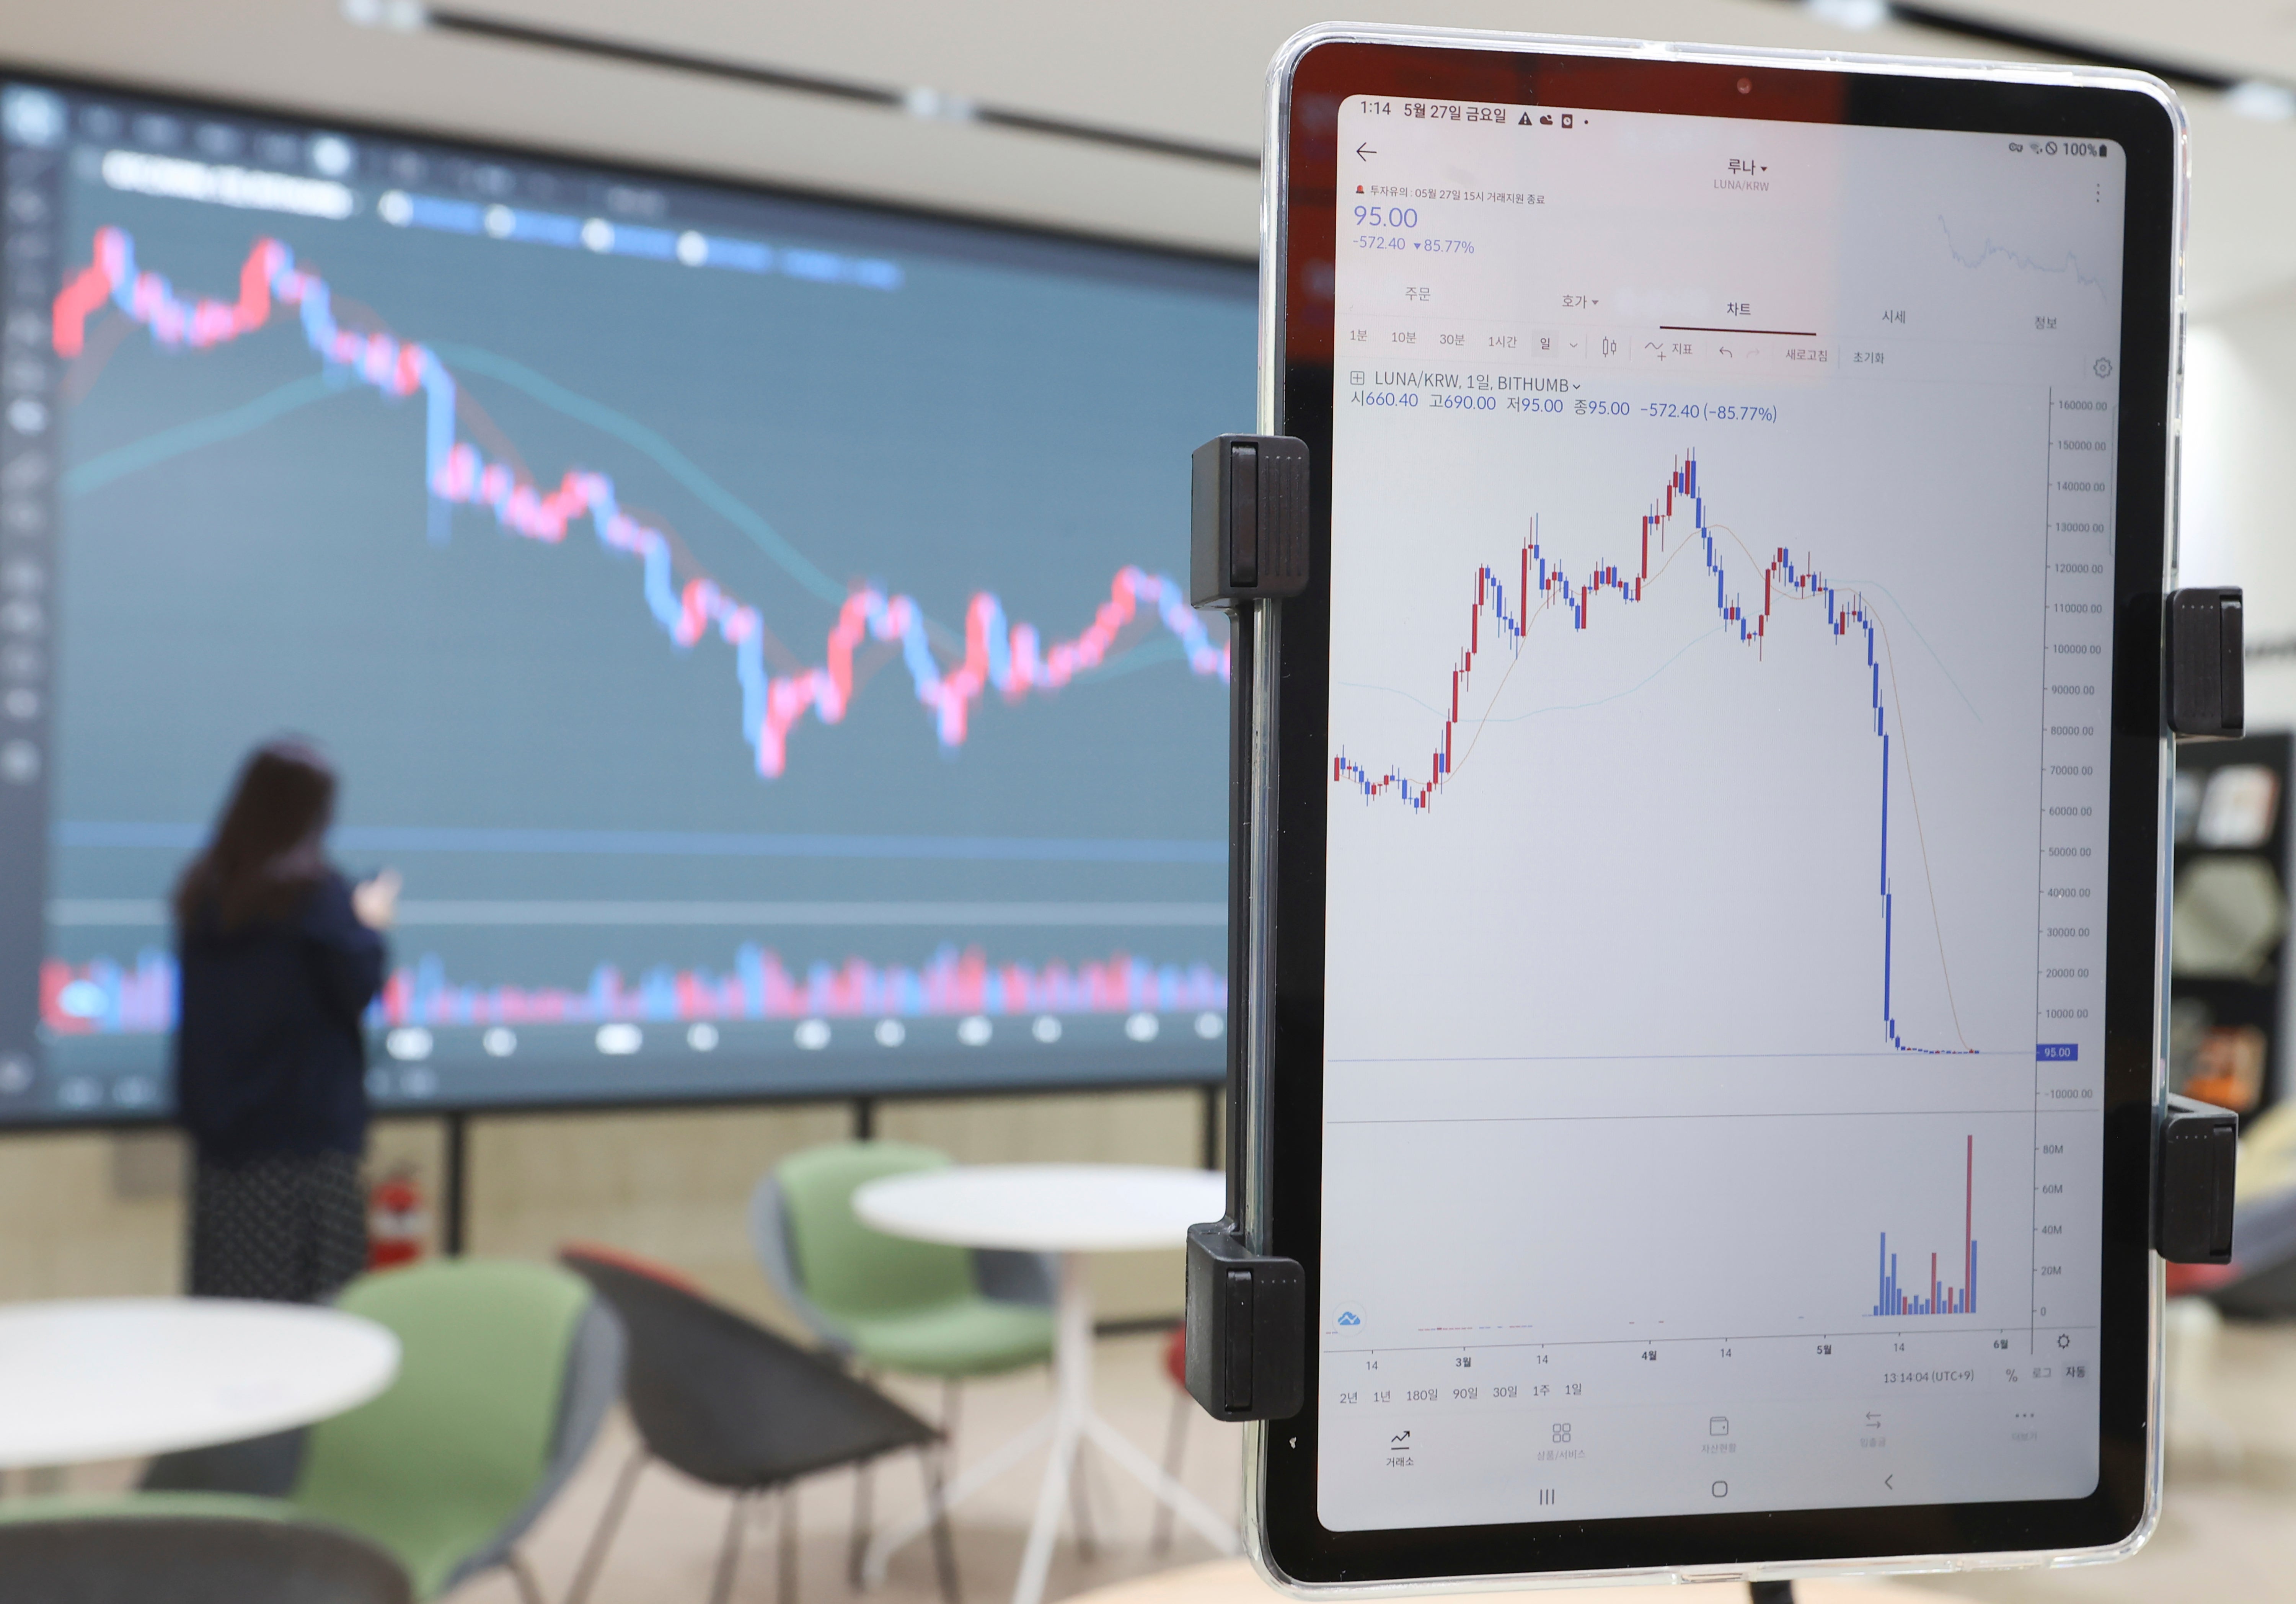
367, 1163, 429, 1271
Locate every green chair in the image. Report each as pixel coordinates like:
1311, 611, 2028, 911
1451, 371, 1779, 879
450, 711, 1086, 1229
751, 1143, 1058, 1581
749, 1142, 1055, 1380
144, 1259, 625, 1602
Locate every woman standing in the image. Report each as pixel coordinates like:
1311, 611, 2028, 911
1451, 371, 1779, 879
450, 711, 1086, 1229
173, 740, 398, 1302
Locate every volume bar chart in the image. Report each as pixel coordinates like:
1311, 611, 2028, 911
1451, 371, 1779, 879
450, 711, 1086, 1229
42, 944, 1226, 1034
1873, 1135, 1977, 1317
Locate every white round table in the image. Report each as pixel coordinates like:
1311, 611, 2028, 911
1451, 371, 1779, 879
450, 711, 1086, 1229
855, 1164, 1233, 1604
0, 1297, 401, 1470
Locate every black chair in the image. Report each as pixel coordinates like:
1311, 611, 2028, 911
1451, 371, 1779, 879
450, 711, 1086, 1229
559, 1245, 962, 1604
0, 1513, 412, 1604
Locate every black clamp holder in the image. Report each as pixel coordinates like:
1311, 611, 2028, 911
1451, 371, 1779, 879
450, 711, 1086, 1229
2167, 586, 2243, 739
1190, 434, 1311, 605
2154, 587, 2242, 1262
1184, 434, 1312, 1423
1185, 1222, 1306, 1421
2156, 1094, 2237, 1265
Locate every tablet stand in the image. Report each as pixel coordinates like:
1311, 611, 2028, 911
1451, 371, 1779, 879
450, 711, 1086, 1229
1181, 434, 1312, 1427
1177, 434, 2245, 1575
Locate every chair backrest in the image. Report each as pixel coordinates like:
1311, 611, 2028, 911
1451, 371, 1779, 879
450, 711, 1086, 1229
747, 1175, 847, 1349
771, 1142, 976, 1323
142, 1427, 306, 1498
560, 1245, 936, 1488
0, 1513, 411, 1604
290, 1259, 622, 1599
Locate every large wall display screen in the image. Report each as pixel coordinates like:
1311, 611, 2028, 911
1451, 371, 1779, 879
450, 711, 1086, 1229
0, 77, 1251, 1119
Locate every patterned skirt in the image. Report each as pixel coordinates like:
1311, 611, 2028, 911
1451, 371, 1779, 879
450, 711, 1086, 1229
188, 1150, 367, 1303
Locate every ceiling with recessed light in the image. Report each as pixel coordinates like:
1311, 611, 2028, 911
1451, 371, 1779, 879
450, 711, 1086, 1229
5, 0, 2293, 315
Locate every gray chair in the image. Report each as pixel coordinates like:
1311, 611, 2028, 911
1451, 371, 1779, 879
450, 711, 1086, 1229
0, 1509, 412, 1604
560, 1245, 960, 1604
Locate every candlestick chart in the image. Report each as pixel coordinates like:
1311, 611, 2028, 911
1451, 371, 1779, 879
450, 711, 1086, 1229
52, 226, 1230, 780
1332, 454, 1978, 1058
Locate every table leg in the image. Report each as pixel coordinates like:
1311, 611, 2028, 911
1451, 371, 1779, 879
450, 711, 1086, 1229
861, 1409, 1054, 1583
866, 1249, 1242, 1603
1008, 1251, 1094, 1604
1079, 1413, 1238, 1555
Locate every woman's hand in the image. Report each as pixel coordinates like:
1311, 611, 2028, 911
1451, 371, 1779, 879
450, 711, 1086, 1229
353, 868, 402, 931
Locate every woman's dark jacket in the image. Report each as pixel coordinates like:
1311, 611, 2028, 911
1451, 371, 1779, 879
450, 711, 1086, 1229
173, 872, 385, 1164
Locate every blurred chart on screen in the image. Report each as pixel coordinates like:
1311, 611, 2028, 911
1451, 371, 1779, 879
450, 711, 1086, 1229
0, 80, 1253, 1114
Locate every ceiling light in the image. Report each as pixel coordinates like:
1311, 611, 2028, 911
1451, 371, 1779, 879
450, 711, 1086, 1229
903, 86, 979, 123
341, 0, 429, 29
2226, 81, 2296, 121
1804, 0, 1890, 31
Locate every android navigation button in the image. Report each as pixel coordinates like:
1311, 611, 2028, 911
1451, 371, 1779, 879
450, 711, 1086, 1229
1711, 1481, 1728, 1498
1884, 1474, 1894, 1490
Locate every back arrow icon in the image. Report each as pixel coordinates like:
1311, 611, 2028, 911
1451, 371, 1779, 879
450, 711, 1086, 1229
1884, 1475, 1895, 1490
1356, 144, 1376, 160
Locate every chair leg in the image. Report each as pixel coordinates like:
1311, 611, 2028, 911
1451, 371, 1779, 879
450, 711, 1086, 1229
1068, 1440, 1098, 1562
567, 1445, 649, 1604
1151, 1389, 1190, 1555
778, 1485, 801, 1604
709, 1491, 750, 1604
930, 1378, 966, 1586
508, 1552, 548, 1604
920, 1445, 964, 1604
848, 1459, 875, 1586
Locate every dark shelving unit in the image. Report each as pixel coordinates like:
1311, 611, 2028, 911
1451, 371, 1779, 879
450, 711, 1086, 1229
2170, 732, 2294, 1116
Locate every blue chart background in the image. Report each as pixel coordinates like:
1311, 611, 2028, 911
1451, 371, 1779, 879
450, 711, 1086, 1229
45, 124, 1255, 1110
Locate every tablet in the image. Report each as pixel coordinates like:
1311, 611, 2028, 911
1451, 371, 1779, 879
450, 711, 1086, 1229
1246, 25, 2183, 1589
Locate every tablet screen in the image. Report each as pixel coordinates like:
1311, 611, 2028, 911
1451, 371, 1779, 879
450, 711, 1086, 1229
1319, 94, 2124, 1531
